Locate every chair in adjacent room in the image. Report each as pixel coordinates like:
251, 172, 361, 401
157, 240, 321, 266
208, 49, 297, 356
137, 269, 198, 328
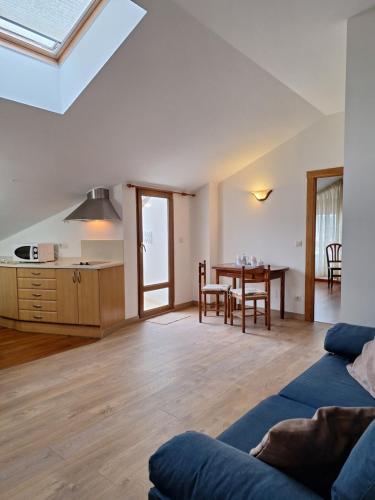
229, 265, 271, 333
326, 243, 342, 289
198, 260, 230, 324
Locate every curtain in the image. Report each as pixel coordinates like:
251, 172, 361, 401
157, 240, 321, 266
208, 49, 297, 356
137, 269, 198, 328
315, 179, 343, 278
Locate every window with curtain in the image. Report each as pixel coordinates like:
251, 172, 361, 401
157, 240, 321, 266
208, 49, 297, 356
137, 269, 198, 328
315, 179, 343, 278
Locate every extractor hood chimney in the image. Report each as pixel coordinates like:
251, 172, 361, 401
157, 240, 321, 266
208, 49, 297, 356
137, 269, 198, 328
64, 188, 121, 221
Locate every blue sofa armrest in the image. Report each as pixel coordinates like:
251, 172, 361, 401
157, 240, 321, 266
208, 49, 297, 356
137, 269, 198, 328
149, 432, 322, 500
325, 323, 375, 360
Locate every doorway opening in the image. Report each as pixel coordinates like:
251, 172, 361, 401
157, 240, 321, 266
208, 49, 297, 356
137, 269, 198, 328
305, 167, 344, 322
136, 188, 175, 318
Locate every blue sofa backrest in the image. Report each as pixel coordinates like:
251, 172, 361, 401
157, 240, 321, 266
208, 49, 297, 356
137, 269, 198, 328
324, 323, 375, 360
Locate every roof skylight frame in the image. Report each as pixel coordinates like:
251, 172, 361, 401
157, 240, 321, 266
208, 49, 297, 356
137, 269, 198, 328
0, 0, 107, 64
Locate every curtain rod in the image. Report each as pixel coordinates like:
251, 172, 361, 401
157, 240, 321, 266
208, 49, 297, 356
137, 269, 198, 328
126, 183, 196, 197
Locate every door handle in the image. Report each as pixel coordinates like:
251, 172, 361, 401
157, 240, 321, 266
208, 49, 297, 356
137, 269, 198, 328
32, 282, 41, 287
33, 315, 43, 320
31, 272, 41, 276
139, 242, 146, 252
77, 271, 81, 283
33, 304, 42, 309
72, 271, 77, 283
32, 293, 42, 297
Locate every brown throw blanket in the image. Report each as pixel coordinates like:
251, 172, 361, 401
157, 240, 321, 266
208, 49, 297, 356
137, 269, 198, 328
250, 406, 375, 497
347, 339, 375, 398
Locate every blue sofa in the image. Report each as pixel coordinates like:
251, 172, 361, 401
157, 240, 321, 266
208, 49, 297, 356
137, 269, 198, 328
149, 323, 375, 499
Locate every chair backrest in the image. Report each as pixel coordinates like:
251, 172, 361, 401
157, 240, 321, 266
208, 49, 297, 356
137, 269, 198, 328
326, 243, 342, 264
241, 265, 271, 295
198, 260, 207, 292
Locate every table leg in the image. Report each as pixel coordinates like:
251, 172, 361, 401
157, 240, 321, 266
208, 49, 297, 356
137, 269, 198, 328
280, 272, 285, 319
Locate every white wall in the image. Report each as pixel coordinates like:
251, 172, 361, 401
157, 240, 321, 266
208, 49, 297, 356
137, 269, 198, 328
0, 185, 123, 258
123, 186, 138, 319
341, 8, 375, 326
191, 182, 219, 300
219, 113, 344, 315
174, 194, 193, 305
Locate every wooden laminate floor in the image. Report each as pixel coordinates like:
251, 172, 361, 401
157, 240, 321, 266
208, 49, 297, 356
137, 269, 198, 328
0, 308, 330, 499
314, 281, 341, 324
0, 328, 98, 370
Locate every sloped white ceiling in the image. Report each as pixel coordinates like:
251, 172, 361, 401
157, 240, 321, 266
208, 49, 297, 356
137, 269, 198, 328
1, 0, 363, 239
172, 0, 375, 114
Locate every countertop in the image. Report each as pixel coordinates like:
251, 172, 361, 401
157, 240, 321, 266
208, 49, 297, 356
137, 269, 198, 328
0, 258, 124, 270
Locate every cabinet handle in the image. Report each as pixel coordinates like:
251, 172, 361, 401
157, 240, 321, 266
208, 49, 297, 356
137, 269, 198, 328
77, 271, 81, 283
72, 271, 77, 284
31, 272, 41, 276
32, 293, 42, 297
32, 282, 41, 287
33, 315, 42, 319
33, 304, 42, 309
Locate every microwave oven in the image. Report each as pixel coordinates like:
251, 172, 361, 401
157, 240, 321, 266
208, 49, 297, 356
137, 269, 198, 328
13, 243, 55, 263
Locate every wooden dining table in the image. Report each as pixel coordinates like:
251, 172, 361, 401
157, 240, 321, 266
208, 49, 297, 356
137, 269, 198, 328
212, 263, 289, 319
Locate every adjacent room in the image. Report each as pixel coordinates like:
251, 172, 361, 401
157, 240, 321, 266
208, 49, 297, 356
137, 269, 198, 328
0, 1, 375, 499
314, 174, 343, 323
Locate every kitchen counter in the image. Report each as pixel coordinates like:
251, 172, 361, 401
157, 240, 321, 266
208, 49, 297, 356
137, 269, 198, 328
0, 259, 125, 338
0, 258, 123, 270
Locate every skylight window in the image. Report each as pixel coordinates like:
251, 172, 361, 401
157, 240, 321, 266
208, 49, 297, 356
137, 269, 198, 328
0, 0, 104, 61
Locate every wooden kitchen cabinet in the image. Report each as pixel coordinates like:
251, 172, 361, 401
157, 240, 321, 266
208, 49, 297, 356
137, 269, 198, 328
56, 269, 100, 326
0, 268, 18, 319
56, 269, 79, 324
0, 264, 124, 338
76, 269, 100, 325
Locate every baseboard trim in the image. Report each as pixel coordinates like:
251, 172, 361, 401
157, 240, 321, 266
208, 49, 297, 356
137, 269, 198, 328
174, 300, 195, 310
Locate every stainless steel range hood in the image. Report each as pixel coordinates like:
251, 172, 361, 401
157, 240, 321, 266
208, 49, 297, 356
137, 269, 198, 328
64, 188, 121, 221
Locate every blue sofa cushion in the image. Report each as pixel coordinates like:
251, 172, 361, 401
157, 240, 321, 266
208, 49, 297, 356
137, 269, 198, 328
280, 354, 375, 408
332, 420, 375, 500
218, 395, 315, 452
325, 323, 375, 360
149, 431, 322, 500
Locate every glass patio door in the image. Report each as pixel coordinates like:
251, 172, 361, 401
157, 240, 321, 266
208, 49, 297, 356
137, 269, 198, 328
136, 188, 174, 317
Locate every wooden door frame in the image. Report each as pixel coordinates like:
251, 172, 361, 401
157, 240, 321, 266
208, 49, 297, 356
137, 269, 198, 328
305, 166, 344, 321
136, 187, 175, 318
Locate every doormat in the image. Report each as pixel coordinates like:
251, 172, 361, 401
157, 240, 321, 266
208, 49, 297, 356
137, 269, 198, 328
147, 312, 191, 325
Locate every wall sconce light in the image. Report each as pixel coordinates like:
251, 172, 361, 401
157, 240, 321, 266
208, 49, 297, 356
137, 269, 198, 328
250, 189, 273, 202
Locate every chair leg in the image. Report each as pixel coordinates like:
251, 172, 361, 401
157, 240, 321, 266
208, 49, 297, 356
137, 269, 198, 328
230, 296, 234, 326
199, 292, 202, 323
254, 300, 257, 324
204, 294, 207, 316
224, 293, 227, 324
216, 293, 220, 316
264, 300, 267, 326
242, 300, 246, 333
267, 297, 271, 331
328, 269, 330, 288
